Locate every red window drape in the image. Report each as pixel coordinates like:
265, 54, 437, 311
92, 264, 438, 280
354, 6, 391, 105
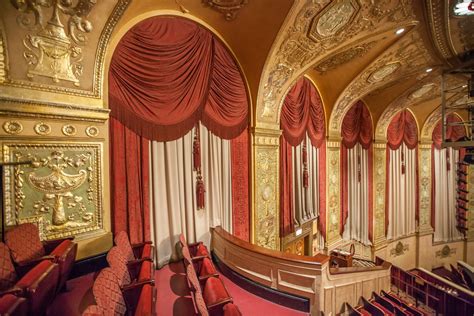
109, 16, 248, 141
385, 109, 419, 235
280, 77, 326, 237
109, 16, 249, 241
431, 114, 466, 229
340, 101, 373, 241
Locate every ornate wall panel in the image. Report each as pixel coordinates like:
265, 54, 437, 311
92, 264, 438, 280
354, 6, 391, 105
373, 143, 386, 247
418, 143, 432, 234
2, 142, 104, 241
0, 0, 130, 106
468, 165, 474, 241
253, 129, 280, 249
326, 140, 341, 246
255, 0, 417, 129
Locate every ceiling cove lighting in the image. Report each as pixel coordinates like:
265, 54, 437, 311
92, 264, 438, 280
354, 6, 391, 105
395, 28, 405, 35
426, 68, 433, 73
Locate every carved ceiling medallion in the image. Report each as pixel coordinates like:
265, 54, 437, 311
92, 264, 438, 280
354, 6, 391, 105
309, 0, 361, 41
368, 62, 401, 83
409, 83, 436, 99
315, 41, 377, 73
203, 0, 248, 21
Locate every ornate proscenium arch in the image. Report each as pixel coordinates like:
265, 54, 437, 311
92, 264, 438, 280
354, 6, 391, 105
254, 0, 417, 129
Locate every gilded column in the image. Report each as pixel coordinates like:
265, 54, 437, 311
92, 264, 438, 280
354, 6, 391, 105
326, 139, 341, 248
252, 127, 281, 250
373, 141, 387, 249
418, 142, 433, 235
467, 165, 474, 241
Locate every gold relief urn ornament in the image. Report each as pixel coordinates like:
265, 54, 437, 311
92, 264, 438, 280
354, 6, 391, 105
28, 150, 89, 227
11, 0, 97, 86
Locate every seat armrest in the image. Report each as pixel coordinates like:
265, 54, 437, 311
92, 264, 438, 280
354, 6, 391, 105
0, 287, 23, 296
191, 255, 209, 262
43, 237, 74, 254
126, 257, 153, 281
198, 273, 219, 283
131, 241, 152, 248
206, 297, 233, 310
23, 262, 58, 293
121, 279, 155, 292
187, 241, 203, 247
122, 279, 155, 312
15, 255, 56, 277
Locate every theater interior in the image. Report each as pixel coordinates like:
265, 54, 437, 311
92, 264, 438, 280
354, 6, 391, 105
0, 0, 474, 315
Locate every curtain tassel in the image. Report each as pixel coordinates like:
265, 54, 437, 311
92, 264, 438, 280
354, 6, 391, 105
357, 153, 361, 182
193, 123, 201, 171
446, 149, 451, 171
401, 150, 406, 174
196, 172, 205, 209
302, 141, 309, 188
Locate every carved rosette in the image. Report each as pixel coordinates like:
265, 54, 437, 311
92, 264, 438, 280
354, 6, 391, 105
2, 143, 104, 240
418, 144, 432, 233
253, 130, 280, 250
203, 0, 248, 21
373, 143, 386, 247
326, 141, 341, 246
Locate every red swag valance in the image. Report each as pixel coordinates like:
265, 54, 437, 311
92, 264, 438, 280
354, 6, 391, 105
432, 114, 466, 149
341, 101, 373, 149
387, 110, 418, 150
109, 16, 248, 141
280, 77, 325, 147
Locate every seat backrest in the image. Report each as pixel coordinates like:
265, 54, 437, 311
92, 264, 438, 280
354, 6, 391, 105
114, 231, 135, 262
5, 223, 45, 264
186, 263, 201, 293
0, 242, 17, 292
179, 233, 187, 247
92, 268, 127, 316
195, 290, 209, 316
82, 305, 104, 316
106, 246, 131, 286
182, 246, 192, 264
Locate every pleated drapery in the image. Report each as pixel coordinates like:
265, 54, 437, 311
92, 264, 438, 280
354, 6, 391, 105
109, 16, 248, 142
280, 77, 326, 240
386, 110, 418, 238
150, 124, 232, 267
340, 101, 373, 244
432, 114, 466, 149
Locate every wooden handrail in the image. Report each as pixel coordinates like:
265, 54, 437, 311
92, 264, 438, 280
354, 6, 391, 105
212, 226, 329, 265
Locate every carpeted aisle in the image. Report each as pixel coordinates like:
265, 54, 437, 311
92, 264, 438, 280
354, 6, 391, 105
47, 262, 308, 315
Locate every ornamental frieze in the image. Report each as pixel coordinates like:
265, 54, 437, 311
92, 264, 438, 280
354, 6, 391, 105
418, 145, 431, 231
2, 142, 103, 240
326, 143, 341, 245
373, 144, 386, 244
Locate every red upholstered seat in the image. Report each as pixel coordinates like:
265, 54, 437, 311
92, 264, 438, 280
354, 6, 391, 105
0, 294, 27, 316
0, 243, 18, 292
195, 290, 209, 316
196, 243, 209, 257
5, 223, 77, 292
203, 277, 231, 306
114, 231, 154, 263
82, 305, 103, 316
106, 246, 154, 288
199, 258, 217, 277
179, 233, 209, 259
223, 303, 242, 316
134, 283, 156, 316
93, 268, 127, 316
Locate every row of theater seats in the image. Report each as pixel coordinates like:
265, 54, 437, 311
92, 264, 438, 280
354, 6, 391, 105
347, 290, 425, 316
83, 231, 156, 316
433, 262, 474, 291
0, 223, 77, 315
179, 234, 242, 316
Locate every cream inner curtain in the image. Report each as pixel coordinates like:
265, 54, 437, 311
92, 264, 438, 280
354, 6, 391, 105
387, 143, 417, 239
343, 144, 371, 245
433, 147, 462, 242
149, 124, 232, 267
291, 136, 320, 226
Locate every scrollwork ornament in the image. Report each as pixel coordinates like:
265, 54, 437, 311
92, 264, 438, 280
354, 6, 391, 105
34, 122, 51, 135
202, 0, 248, 21
85, 125, 99, 137
3, 121, 23, 135
62, 124, 76, 136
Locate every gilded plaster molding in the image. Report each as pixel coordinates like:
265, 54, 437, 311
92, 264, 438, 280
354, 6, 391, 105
418, 145, 432, 233
2, 121, 23, 135
255, 0, 416, 129
253, 129, 280, 250
425, 0, 457, 62
435, 245, 456, 258
326, 141, 341, 246
373, 143, 386, 246
329, 29, 435, 137
2, 142, 104, 240
202, 0, 248, 21
0, 25, 7, 84
468, 165, 474, 241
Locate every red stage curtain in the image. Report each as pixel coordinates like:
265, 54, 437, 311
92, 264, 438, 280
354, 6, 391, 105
109, 16, 248, 142
340, 101, 373, 239
110, 118, 150, 244
280, 136, 295, 236
431, 114, 466, 228
280, 77, 325, 237
281, 78, 325, 147
386, 109, 419, 234
231, 128, 250, 241
387, 110, 418, 150
432, 114, 466, 149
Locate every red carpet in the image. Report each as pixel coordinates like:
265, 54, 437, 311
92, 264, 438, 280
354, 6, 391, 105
47, 262, 308, 315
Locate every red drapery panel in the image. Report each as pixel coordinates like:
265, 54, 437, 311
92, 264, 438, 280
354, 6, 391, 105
231, 128, 250, 241
109, 16, 248, 142
386, 110, 419, 234
432, 114, 466, 149
110, 117, 150, 244
430, 114, 466, 229
281, 77, 325, 147
387, 110, 418, 150
340, 101, 373, 240
280, 136, 295, 236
